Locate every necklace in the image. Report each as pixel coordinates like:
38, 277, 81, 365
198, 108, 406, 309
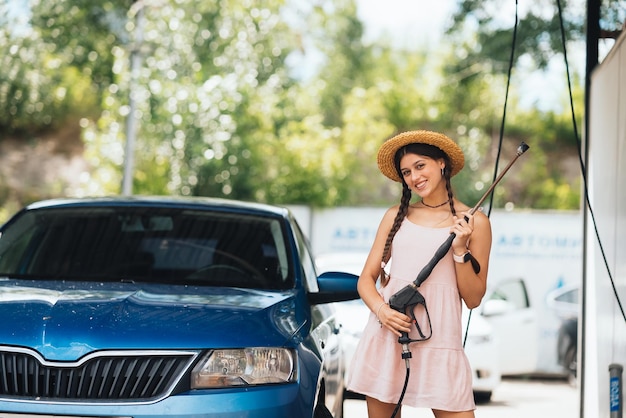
420, 198, 450, 208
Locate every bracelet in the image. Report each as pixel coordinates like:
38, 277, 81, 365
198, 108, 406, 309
375, 301, 387, 327
453, 250, 470, 263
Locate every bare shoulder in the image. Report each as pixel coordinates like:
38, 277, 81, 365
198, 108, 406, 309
380, 205, 401, 228
383, 204, 400, 219
369, 205, 402, 246
473, 210, 492, 237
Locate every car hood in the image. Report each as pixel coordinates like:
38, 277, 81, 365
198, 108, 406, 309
0, 278, 307, 361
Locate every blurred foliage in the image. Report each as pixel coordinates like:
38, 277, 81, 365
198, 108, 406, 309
446, 0, 626, 72
0, 0, 588, 220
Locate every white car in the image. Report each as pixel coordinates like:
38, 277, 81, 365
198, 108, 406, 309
461, 306, 502, 401
316, 252, 501, 402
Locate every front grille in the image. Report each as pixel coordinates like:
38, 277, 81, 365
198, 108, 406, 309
0, 347, 198, 403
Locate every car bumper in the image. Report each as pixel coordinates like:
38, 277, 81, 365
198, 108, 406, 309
471, 367, 501, 394
0, 384, 312, 418
465, 338, 501, 394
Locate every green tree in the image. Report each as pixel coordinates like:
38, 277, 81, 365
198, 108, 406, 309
445, 0, 625, 72
440, 0, 587, 210
0, 0, 586, 214
0, 25, 99, 134
65, 0, 304, 199
301, 0, 372, 127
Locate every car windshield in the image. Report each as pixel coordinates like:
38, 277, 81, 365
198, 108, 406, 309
0, 206, 293, 290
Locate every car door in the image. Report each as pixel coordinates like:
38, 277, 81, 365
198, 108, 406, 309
481, 278, 539, 375
292, 217, 344, 416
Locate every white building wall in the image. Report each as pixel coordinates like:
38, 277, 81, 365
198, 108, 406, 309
586, 29, 626, 417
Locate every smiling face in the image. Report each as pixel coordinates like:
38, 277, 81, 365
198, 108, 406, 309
399, 152, 446, 197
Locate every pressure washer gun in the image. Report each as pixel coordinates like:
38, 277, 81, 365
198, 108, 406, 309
389, 142, 530, 356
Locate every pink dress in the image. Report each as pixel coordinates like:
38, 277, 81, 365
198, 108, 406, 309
346, 219, 475, 412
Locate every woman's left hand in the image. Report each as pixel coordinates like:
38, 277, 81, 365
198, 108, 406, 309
450, 211, 474, 253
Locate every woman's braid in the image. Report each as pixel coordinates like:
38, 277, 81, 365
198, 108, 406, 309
444, 166, 457, 216
379, 184, 412, 287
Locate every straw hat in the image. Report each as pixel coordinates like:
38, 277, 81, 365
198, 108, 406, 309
377, 130, 465, 182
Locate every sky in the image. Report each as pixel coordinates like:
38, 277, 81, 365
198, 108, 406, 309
356, 0, 455, 49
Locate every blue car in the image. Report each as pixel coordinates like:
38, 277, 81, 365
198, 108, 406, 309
0, 196, 358, 418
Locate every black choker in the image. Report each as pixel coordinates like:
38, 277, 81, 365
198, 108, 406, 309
421, 199, 450, 208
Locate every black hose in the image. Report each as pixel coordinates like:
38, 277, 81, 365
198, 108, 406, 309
391, 365, 410, 418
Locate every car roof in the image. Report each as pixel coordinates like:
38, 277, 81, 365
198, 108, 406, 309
23, 196, 291, 218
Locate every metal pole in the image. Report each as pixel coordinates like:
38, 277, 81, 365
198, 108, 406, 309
581, 0, 600, 416
122, 2, 144, 196
610, 364, 623, 418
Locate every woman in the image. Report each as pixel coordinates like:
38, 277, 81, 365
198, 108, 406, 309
346, 130, 492, 418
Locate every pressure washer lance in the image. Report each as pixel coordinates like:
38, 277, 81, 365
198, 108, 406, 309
387, 141, 529, 418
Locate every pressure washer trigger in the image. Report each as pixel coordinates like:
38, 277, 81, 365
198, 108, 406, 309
409, 305, 426, 339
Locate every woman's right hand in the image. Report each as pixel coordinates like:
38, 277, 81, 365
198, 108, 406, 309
377, 304, 413, 337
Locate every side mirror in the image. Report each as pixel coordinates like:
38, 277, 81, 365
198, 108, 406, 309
308, 271, 359, 305
482, 299, 515, 317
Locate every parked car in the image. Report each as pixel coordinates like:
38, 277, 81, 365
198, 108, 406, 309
480, 277, 539, 376
0, 196, 359, 418
556, 316, 578, 386
546, 284, 579, 319
315, 252, 501, 403
546, 284, 579, 385
480, 277, 581, 378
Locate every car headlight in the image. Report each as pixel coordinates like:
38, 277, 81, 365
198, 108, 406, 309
191, 348, 298, 388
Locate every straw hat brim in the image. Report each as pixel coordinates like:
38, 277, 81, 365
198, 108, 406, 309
377, 130, 465, 182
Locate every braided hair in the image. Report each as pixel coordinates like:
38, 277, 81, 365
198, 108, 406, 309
378, 143, 457, 287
